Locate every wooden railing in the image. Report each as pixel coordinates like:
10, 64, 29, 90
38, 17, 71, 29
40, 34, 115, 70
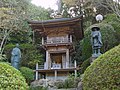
38, 65, 44, 69
37, 63, 75, 70
44, 38, 71, 44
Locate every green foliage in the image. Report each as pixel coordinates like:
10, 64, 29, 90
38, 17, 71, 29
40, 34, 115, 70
27, 4, 50, 20
82, 44, 120, 90
55, 79, 76, 89
55, 77, 80, 89
3, 43, 15, 62
20, 67, 34, 85
68, 72, 81, 78
55, 81, 64, 89
0, 62, 29, 90
103, 14, 120, 43
80, 58, 90, 74
0, 54, 7, 62
0, 0, 50, 55
81, 23, 117, 61
20, 43, 44, 69
71, 42, 82, 64
64, 78, 76, 88
4, 43, 44, 69
63, 0, 77, 6
8, 28, 32, 44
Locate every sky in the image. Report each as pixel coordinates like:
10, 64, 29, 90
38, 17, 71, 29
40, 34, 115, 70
31, 0, 58, 10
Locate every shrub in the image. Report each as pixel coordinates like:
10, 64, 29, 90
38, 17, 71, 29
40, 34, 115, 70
55, 79, 76, 89
20, 67, 34, 85
64, 78, 76, 88
0, 62, 29, 90
55, 81, 64, 89
55, 77, 80, 89
80, 58, 90, 74
82, 44, 120, 90
0, 54, 7, 62
81, 23, 117, 61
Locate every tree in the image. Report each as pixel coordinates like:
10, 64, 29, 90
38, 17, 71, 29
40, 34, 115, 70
56, 0, 62, 13
62, 0, 84, 18
62, 0, 77, 6
71, 41, 82, 65
0, 0, 50, 55
0, 0, 31, 55
93, 0, 120, 18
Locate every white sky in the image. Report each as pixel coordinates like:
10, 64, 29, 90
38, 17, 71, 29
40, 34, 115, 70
31, 0, 58, 10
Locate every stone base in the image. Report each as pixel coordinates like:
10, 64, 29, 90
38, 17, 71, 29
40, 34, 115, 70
92, 53, 102, 58
91, 53, 102, 63
91, 57, 97, 62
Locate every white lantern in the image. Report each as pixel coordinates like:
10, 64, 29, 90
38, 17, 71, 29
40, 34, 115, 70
96, 14, 103, 22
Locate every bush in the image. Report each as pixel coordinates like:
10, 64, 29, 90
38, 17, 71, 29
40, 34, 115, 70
20, 67, 34, 85
80, 58, 90, 74
82, 44, 120, 90
0, 62, 29, 90
64, 78, 76, 88
0, 54, 7, 62
55, 77, 80, 89
81, 23, 117, 61
55, 81, 64, 89
55, 79, 76, 89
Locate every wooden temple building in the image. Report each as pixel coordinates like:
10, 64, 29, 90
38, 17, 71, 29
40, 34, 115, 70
28, 15, 84, 81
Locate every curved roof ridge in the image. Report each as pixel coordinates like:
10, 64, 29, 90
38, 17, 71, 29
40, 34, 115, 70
28, 15, 83, 24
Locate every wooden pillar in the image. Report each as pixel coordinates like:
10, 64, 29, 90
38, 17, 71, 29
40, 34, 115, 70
66, 49, 69, 68
55, 70, 57, 81
70, 35, 72, 42
66, 34, 68, 42
32, 31, 35, 44
74, 60, 77, 78
48, 53, 51, 69
35, 63, 38, 80
42, 37, 44, 44
45, 78, 48, 86
74, 60, 77, 68
62, 55, 66, 69
46, 51, 49, 69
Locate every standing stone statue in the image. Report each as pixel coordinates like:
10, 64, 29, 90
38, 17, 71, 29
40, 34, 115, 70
11, 44, 21, 69
91, 27, 102, 57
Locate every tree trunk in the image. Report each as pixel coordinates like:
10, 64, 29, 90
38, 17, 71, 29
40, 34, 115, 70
57, 0, 62, 13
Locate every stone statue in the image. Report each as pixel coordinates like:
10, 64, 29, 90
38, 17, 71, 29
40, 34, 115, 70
11, 44, 21, 69
91, 27, 102, 57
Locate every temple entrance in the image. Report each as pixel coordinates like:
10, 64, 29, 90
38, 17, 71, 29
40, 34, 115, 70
51, 53, 66, 69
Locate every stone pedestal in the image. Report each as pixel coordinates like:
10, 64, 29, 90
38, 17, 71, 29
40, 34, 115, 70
91, 53, 102, 63
91, 56, 97, 63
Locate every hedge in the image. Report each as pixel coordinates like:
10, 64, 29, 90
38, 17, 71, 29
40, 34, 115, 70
82, 44, 120, 90
0, 62, 29, 90
20, 67, 34, 85
80, 58, 90, 74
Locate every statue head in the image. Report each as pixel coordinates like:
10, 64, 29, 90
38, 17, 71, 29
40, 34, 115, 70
16, 43, 19, 47
91, 26, 100, 31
